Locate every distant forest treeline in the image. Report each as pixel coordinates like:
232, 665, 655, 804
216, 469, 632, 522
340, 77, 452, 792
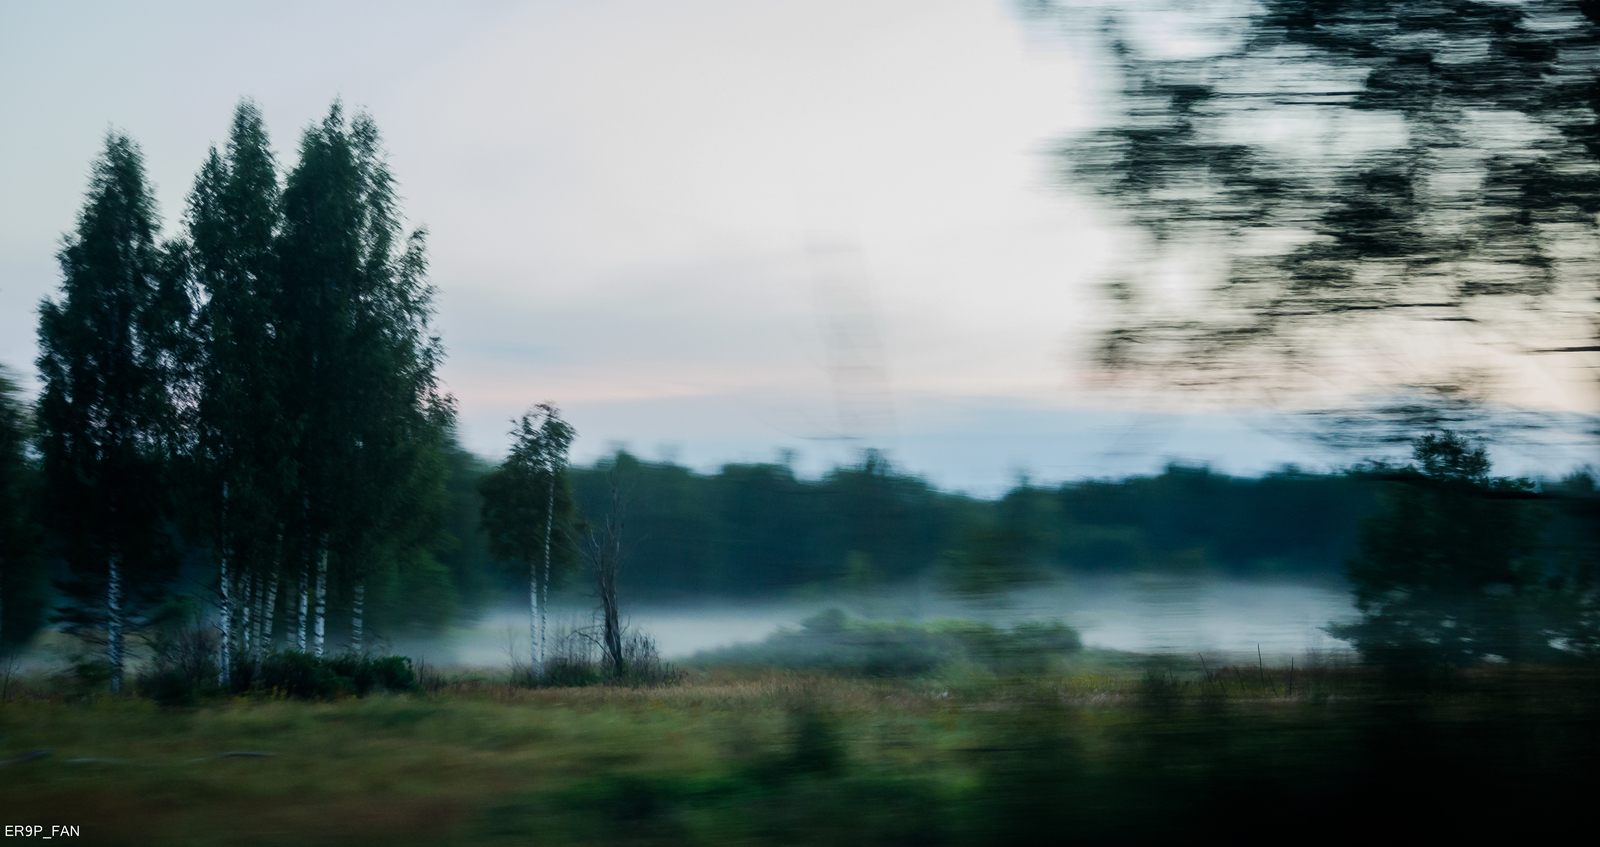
564, 452, 1382, 599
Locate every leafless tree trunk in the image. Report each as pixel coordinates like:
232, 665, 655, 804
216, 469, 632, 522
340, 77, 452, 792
586, 480, 626, 678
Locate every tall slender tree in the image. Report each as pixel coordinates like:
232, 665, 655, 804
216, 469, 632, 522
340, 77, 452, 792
480, 404, 576, 673
37, 133, 186, 691
183, 100, 293, 678
277, 103, 453, 656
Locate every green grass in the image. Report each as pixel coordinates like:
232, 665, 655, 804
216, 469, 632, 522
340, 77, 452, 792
3, 658, 1597, 844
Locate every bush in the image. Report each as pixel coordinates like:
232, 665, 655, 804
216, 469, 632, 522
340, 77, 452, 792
517, 621, 678, 688
255, 650, 352, 699
327, 654, 421, 696
136, 599, 221, 705
691, 610, 1083, 677
240, 651, 419, 700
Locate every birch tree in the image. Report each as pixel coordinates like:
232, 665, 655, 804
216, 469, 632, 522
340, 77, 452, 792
480, 404, 576, 674
184, 101, 293, 678
37, 133, 186, 691
278, 103, 453, 656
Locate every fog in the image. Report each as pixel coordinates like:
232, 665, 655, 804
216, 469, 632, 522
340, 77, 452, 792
395, 574, 1355, 668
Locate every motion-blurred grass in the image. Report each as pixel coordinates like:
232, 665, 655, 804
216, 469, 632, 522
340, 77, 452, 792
4, 653, 1597, 844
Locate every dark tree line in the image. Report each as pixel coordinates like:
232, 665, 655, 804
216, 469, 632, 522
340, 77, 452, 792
561, 450, 1385, 601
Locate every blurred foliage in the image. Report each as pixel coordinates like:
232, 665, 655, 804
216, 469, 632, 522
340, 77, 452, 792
1036, 0, 1600, 404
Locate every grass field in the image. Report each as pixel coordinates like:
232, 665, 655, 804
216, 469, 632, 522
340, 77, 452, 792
4, 648, 1598, 845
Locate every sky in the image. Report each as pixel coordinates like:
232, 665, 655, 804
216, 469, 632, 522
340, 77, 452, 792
2, 1, 1593, 494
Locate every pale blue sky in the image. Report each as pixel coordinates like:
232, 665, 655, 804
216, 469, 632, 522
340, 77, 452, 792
2, 1, 1590, 492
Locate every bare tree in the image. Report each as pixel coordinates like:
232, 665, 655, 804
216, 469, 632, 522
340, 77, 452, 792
585, 478, 627, 678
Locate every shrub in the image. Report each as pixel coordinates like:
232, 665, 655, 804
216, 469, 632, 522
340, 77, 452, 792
136, 599, 221, 705
256, 650, 353, 699
691, 610, 1083, 677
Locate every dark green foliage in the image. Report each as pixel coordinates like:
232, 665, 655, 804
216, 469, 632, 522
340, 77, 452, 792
184, 101, 291, 572
479, 405, 579, 589
1331, 431, 1586, 665
237, 650, 418, 699
0, 366, 48, 652
250, 650, 350, 698
432, 438, 502, 609
36, 132, 186, 673
326, 653, 420, 696
1054, 463, 1376, 574
276, 101, 455, 623
566, 452, 1376, 600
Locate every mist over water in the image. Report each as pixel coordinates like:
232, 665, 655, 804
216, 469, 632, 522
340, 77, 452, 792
399, 575, 1356, 667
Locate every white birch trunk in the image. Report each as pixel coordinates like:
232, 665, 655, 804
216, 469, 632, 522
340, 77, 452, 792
542, 473, 554, 673
262, 565, 279, 649
240, 572, 253, 659
217, 483, 231, 686
529, 558, 540, 676
218, 550, 232, 687
297, 566, 309, 652
107, 550, 123, 693
351, 581, 364, 653
313, 548, 327, 658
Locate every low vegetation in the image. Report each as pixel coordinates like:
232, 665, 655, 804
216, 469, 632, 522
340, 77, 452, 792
692, 609, 1084, 677
2, 651, 1594, 845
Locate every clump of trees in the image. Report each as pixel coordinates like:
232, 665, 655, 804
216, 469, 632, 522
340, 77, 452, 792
30, 100, 455, 689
